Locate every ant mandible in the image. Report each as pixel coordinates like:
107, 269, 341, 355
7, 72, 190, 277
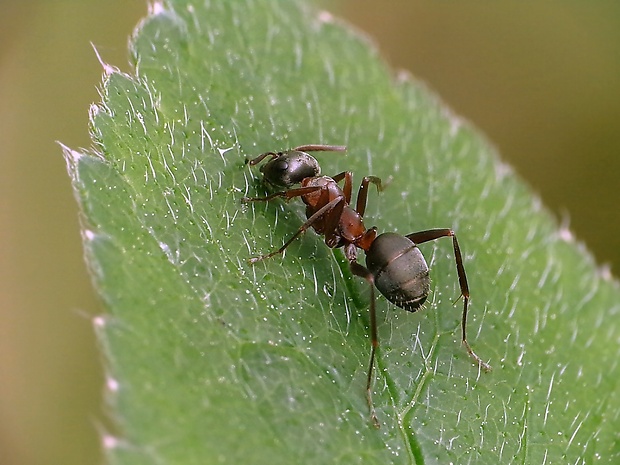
241, 144, 491, 427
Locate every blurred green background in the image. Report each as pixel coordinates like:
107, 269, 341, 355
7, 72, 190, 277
1, 2, 618, 464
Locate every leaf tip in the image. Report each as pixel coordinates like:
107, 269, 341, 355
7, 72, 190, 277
90, 42, 120, 77
597, 263, 615, 283
88, 102, 101, 119
59, 142, 85, 177
106, 376, 120, 393
102, 434, 121, 451
396, 69, 413, 83
317, 10, 335, 24
557, 224, 575, 244
93, 314, 107, 329
148, 1, 167, 16
83, 228, 98, 242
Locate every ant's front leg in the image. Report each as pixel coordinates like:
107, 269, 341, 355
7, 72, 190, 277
244, 195, 344, 264
241, 186, 321, 203
245, 151, 278, 166
292, 144, 347, 154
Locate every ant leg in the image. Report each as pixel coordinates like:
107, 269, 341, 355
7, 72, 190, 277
356, 176, 383, 217
246, 151, 277, 166
248, 196, 344, 264
292, 144, 347, 153
247, 145, 346, 166
322, 196, 347, 248
349, 261, 381, 428
331, 171, 353, 203
406, 229, 492, 372
241, 186, 321, 203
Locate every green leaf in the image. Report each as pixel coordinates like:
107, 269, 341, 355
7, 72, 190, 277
64, 1, 620, 463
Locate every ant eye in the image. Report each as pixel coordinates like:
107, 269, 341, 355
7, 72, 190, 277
274, 159, 289, 171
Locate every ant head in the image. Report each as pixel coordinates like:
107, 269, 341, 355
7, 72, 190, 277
260, 150, 321, 187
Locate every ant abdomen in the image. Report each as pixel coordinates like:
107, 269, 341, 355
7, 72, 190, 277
366, 232, 430, 312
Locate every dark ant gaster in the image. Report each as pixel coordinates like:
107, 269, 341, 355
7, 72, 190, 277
242, 144, 491, 427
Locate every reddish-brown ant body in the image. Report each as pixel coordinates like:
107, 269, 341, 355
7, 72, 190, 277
242, 144, 491, 426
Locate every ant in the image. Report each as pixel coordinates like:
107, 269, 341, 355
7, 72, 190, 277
242, 144, 491, 427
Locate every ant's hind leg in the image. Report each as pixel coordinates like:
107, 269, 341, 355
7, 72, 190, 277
406, 229, 492, 372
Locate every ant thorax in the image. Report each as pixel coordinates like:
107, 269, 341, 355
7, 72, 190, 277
300, 176, 342, 207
